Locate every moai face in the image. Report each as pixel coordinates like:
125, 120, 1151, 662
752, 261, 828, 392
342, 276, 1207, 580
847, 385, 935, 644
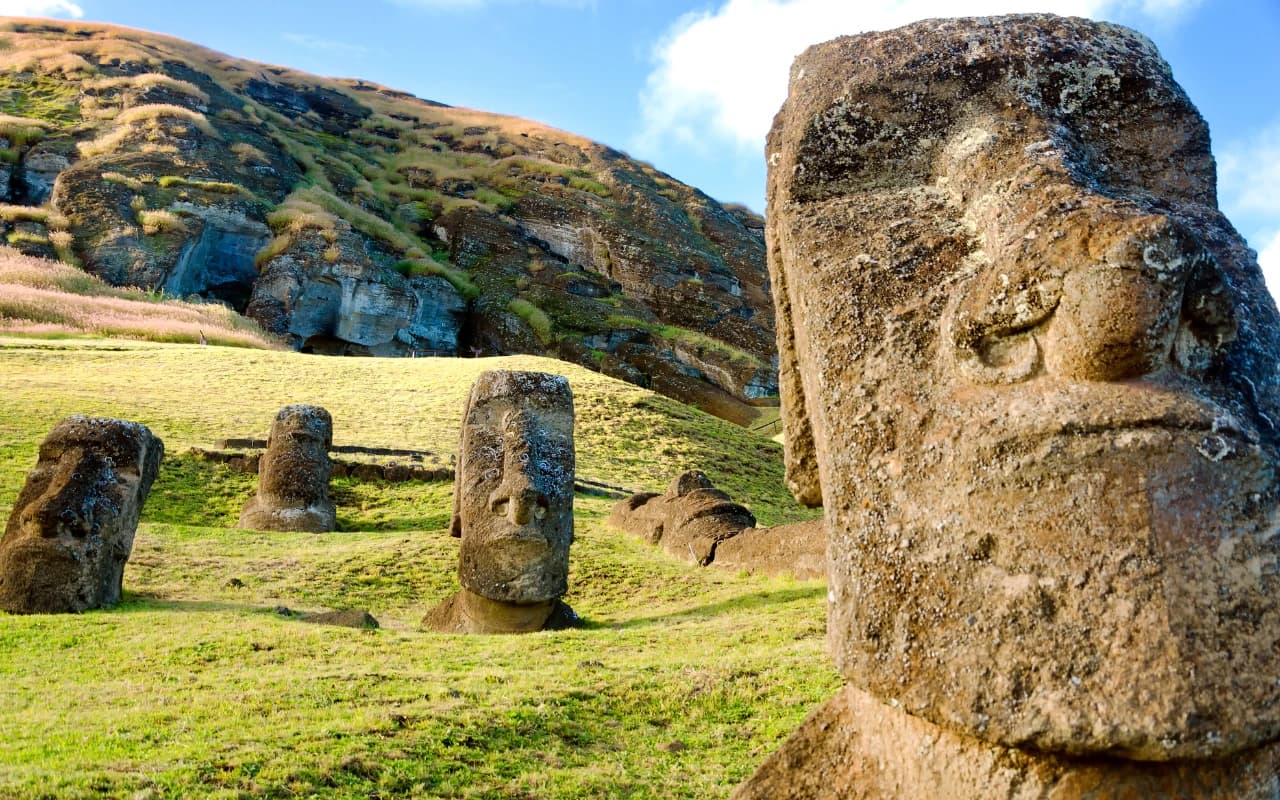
454, 371, 575, 605
0, 416, 162, 613
767, 16, 1280, 759
258, 405, 333, 505
239, 405, 335, 533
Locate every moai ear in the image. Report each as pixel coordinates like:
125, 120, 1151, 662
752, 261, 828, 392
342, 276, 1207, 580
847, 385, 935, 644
450, 513, 462, 538
767, 222, 822, 507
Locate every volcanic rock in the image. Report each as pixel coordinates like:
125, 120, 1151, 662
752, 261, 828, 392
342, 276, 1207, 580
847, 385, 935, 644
608, 470, 755, 566
759, 10, 1280, 776
238, 405, 336, 533
0, 416, 163, 613
423, 370, 578, 634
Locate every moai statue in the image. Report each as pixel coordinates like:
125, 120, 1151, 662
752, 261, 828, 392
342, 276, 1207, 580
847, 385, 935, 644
0, 416, 163, 614
238, 405, 335, 533
423, 370, 577, 634
608, 470, 756, 565
736, 14, 1280, 798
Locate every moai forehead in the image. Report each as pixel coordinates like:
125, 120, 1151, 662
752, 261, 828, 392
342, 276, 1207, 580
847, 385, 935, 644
767, 14, 1280, 759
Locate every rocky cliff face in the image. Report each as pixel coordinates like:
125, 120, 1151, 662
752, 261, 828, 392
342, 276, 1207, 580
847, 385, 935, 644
0, 19, 775, 422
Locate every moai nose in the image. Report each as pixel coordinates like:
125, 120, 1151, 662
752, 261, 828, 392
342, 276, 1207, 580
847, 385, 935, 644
1041, 214, 1236, 382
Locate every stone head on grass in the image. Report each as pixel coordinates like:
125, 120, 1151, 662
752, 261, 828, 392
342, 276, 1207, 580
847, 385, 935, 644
238, 404, 335, 533
424, 370, 577, 634
765, 13, 1280, 763
0, 415, 163, 614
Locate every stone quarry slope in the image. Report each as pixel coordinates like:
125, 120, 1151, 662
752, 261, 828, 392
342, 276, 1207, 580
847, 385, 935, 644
0, 18, 775, 424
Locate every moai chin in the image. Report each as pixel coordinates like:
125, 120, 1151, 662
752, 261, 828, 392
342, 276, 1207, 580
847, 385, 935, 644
423, 370, 577, 634
737, 13, 1280, 798
0, 416, 163, 614
238, 405, 335, 533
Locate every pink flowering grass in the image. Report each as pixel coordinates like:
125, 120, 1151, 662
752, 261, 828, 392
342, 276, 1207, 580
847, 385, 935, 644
0, 248, 279, 349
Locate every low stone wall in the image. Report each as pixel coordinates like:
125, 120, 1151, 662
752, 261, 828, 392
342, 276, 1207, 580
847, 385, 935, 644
188, 447, 632, 498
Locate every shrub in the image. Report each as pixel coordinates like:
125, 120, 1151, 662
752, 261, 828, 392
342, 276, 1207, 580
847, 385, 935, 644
138, 209, 189, 236
0, 204, 49, 223
116, 104, 217, 136
254, 234, 292, 270
0, 114, 52, 147
158, 175, 250, 195
230, 142, 269, 165
88, 73, 210, 104
101, 171, 146, 191
394, 258, 479, 299
508, 297, 554, 345
569, 176, 611, 197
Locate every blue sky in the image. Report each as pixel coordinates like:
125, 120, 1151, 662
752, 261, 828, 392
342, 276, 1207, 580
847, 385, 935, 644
4, 0, 1279, 290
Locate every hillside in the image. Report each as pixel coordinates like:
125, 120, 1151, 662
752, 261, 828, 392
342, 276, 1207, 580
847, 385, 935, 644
0, 337, 828, 799
0, 18, 776, 425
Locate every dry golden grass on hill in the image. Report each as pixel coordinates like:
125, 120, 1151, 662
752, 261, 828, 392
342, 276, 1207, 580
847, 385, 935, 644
0, 247, 279, 348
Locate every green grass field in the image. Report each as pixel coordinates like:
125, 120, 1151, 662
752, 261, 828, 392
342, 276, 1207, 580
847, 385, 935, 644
0, 337, 831, 800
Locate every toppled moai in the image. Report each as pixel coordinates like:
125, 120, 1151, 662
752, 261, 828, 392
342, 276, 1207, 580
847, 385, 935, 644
238, 405, 336, 533
0, 416, 163, 614
423, 370, 578, 634
736, 13, 1280, 798
609, 470, 756, 565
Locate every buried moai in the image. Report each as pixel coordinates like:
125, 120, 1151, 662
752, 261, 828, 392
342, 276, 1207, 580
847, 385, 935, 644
238, 405, 336, 533
610, 470, 826, 578
736, 13, 1280, 798
609, 470, 756, 565
0, 416, 163, 614
423, 370, 578, 634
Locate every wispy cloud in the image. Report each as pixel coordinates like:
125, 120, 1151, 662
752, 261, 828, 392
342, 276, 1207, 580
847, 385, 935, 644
0, 0, 84, 18
391, 0, 593, 11
1217, 118, 1280, 296
636, 0, 1198, 155
1218, 120, 1280, 218
282, 33, 369, 58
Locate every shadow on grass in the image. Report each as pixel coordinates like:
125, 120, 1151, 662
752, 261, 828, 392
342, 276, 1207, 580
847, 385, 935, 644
110, 593, 303, 617
578, 584, 826, 631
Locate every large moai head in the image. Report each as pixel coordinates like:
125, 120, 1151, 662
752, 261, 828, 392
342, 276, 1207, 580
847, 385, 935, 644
0, 416, 163, 613
238, 405, 335, 533
767, 15, 1280, 760
453, 370, 575, 605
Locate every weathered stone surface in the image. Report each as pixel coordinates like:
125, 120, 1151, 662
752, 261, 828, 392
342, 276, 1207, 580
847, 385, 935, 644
766, 14, 1280, 761
733, 686, 1280, 800
238, 405, 335, 533
299, 609, 379, 629
0, 416, 163, 614
712, 519, 825, 581
608, 470, 755, 566
247, 222, 467, 356
161, 205, 270, 309
423, 370, 577, 634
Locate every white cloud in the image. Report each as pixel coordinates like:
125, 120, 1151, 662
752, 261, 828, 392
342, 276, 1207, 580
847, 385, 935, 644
1258, 229, 1280, 301
282, 33, 369, 57
0, 0, 84, 17
1219, 121, 1280, 218
637, 0, 1198, 154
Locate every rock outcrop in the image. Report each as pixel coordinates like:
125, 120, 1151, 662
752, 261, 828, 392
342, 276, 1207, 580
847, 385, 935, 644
0, 19, 777, 422
238, 405, 336, 533
0, 416, 163, 614
423, 370, 578, 634
746, 13, 1280, 795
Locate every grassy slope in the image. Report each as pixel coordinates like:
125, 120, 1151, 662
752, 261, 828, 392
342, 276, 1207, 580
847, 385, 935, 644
0, 338, 829, 800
